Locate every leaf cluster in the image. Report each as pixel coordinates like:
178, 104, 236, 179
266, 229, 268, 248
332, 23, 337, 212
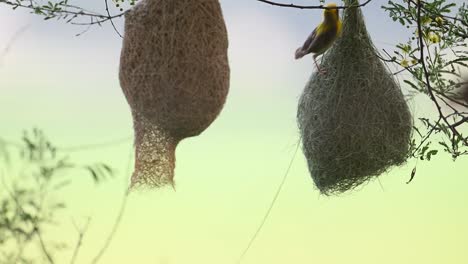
0, 128, 114, 263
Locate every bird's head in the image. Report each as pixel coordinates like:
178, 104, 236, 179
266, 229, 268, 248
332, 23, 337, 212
323, 3, 340, 21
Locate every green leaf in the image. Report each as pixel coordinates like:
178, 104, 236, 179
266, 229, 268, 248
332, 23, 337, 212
404, 80, 420, 90
426, 150, 439, 161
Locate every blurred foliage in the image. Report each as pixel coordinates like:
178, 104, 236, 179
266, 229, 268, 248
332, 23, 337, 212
0, 128, 114, 263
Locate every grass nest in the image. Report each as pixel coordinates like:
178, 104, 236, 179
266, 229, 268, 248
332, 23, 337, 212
297, 1, 413, 195
119, 0, 229, 189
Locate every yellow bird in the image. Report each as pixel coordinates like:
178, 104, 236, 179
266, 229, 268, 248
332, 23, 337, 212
295, 3, 342, 73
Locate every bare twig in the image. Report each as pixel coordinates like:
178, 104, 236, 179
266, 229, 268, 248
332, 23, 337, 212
411, 117, 442, 156
70, 217, 91, 264
450, 116, 468, 128
104, 0, 123, 38
236, 139, 300, 264
433, 89, 468, 109
1, 171, 55, 264
0, 0, 114, 19
90, 191, 129, 264
91, 149, 133, 264
34, 227, 55, 264
254, 0, 373, 9
58, 136, 132, 152
0, 0, 125, 30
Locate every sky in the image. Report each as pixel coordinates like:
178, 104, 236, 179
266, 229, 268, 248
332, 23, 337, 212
0, 0, 467, 264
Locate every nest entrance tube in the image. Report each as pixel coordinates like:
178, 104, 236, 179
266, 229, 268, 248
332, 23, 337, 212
131, 112, 177, 188
297, 0, 413, 195
119, 0, 230, 189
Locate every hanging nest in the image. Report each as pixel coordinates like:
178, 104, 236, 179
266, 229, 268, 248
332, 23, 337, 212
297, 0, 413, 195
119, 0, 230, 189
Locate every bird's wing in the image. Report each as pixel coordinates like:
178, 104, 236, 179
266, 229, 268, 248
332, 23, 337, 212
296, 23, 340, 59
295, 27, 318, 59
300, 27, 318, 53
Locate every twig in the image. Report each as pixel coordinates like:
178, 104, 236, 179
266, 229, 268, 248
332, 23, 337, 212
254, 0, 373, 9
58, 136, 132, 152
433, 89, 468, 109
411, 117, 442, 156
104, 0, 123, 38
407, 166, 417, 184
450, 116, 468, 128
91, 149, 133, 264
1, 0, 112, 19
69, 217, 91, 264
0, 0, 125, 28
34, 227, 55, 264
90, 191, 129, 264
236, 139, 300, 264
375, 50, 396, 63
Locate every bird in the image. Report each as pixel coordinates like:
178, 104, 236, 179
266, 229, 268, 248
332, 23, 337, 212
295, 3, 342, 74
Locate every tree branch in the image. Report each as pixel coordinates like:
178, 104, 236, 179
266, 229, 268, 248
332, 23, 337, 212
90, 190, 130, 264
254, 0, 373, 9
450, 116, 468, 128
69, 218, 91, 264
91, 149, 133, 264
104, 0, 123, 38
0, 0, 125, 29
34, 227, 55, 264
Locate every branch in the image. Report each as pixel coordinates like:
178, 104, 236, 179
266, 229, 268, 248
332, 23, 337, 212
236, 140, 300, 263
450, 116, 468, 128
34, 227, 55, 264
91, 149, 133, 264
58, 136, 132, 152
69, 218, 91, 264
90, 190, 129, 264
104, 0, 123, 38
0, 0, 125, 30
1, 0, 106, 19
254, 0, 373, 9
433, 89, 468, 109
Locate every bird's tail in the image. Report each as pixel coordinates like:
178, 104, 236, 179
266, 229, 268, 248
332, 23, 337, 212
295, 48, 305, 60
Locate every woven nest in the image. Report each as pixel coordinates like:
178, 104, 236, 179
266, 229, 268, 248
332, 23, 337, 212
297, 1, 413, 195
119, 0, 230, 189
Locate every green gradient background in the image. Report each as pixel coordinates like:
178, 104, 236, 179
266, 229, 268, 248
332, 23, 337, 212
1, 1, 467, 263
